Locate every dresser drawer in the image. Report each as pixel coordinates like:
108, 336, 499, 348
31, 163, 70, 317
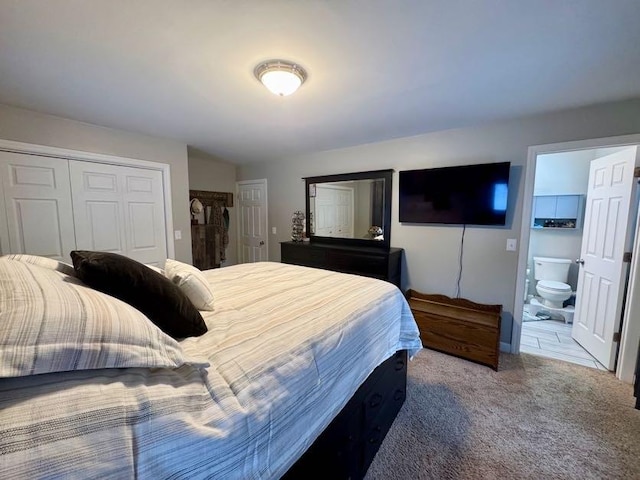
281, 243, 327, 268
280, 242, 403, 288
327, 251, 387, 276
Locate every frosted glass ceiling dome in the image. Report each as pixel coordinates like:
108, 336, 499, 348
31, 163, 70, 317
254, 60, 307, 96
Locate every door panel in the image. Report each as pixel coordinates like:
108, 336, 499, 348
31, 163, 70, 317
237, 180, 267, 263
0, 152, 76, 262
85, 201, 123, 252
70, 161, 167, 265
572, 147, 638, 369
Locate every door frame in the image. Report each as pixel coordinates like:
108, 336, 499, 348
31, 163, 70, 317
512, 133, 640, 383
235, 179, 269, 263
0, 139, 175, 259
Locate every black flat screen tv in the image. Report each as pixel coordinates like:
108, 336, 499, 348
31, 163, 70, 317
399, 162, 511, 225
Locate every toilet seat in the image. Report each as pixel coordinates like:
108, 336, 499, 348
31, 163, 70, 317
537, 280, 571, 293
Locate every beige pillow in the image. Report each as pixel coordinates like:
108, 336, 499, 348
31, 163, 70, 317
164, 259, 215, 311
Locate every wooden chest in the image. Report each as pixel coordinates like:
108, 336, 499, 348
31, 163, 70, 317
407, 290, 502, 370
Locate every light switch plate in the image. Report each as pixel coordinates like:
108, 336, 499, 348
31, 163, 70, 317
174, 230, 182, 240
506, 238, 517, 251
272, 227, 277, 235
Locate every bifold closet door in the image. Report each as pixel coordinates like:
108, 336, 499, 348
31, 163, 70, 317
0, 151, 76, 262
69, 161, 167, 266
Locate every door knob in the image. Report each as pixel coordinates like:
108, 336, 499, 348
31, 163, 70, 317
259, 241, 265, 246
576, 258, 584, 265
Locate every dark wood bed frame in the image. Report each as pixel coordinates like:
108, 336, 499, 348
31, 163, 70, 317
283, 350, 408, 480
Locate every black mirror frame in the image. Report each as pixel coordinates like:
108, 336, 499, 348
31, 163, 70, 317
304, 169, 393, 250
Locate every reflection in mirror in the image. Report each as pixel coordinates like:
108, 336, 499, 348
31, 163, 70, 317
305, 169, 392, 249
309, 179, 385, 240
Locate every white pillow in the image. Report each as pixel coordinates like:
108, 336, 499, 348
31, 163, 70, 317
0, 260, 209, 378
1, 253, 76, 277
145, 264, 165, 275
164, 259, 215, 311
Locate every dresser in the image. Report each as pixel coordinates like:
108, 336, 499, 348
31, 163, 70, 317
280, 242, 403, 289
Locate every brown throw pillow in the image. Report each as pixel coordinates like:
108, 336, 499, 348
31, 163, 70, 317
70, 251, 207, 339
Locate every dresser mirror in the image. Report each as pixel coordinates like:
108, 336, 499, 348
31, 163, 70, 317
305, 169, 393, 249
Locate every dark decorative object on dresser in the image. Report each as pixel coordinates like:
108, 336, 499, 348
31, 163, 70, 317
407, 290, 502, 370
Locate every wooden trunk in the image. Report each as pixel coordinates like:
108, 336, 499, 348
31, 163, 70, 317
407, 290, 502, 370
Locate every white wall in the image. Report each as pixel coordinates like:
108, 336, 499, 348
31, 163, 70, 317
0, 103, 193, 263
237, 98, 640, 345
187, 148, 238, 265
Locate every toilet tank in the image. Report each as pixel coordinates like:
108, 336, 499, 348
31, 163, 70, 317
533, 256, 571, 282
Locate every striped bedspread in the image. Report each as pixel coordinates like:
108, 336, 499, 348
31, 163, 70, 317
0, 262, 421, 479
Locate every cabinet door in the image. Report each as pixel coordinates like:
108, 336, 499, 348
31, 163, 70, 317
533, 196, 557, 218
0, 152, 76, 262
69, 161, 167, 266
555, 195, 580, 218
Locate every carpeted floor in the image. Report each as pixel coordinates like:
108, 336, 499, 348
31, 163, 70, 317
365, 349, 640, 480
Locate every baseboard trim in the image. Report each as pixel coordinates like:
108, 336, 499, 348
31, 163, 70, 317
500, 342, 511, 353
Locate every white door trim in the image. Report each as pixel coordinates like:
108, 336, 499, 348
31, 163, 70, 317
512, 133, 640, 383
0, 138, 175, 259
236, 179, 268, 262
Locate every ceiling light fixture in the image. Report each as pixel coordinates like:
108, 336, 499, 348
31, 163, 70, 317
254, 60, 307, 96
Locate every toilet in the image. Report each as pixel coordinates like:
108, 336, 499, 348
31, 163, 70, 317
533, 256, 572, 308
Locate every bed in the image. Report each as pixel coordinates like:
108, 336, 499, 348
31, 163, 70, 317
0, 254, 422, 479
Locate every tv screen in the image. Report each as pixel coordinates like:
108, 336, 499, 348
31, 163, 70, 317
399, 162, 511, 225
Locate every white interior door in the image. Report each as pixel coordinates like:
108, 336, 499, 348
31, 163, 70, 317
315, 185, 336, 236
334, 187, 354, 238
572, 147, 639, 369
70, 161, 167, 266
237, 180, 267, 263
314, 184, 354, 238
0, 151, 76, 262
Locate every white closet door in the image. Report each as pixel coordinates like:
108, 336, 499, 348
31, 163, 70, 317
69, 161, 167, 266
0, 151, 76, 262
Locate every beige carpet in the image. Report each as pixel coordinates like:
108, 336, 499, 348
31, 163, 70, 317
365, 349, 640, 480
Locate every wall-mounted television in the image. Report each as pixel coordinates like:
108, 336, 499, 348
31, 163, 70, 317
399, 162, 511, 225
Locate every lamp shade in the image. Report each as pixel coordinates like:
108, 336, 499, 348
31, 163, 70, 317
255, 60, 307, 96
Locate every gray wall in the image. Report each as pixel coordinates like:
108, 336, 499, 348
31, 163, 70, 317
0, 103, 193, 263
238, 98, 640, 346
187, 147, 238, 265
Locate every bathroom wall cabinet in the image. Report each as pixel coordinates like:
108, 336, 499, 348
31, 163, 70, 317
531, 194, 583, 229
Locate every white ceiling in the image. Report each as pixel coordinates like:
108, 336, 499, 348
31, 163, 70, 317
1, 1, 639, 164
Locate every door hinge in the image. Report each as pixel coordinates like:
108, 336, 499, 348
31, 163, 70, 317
613, 332, 621, 342
623, 251, 632, 263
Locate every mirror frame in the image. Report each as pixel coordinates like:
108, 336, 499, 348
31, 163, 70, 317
304, 169, 393, 250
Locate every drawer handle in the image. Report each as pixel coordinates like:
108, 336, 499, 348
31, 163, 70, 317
395, 359, 405, 371
394, 389, 404, 401
369, 393, 383, 408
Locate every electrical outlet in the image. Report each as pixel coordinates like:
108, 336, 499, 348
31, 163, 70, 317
174, 230, 182, 240
506, 238, 517, 251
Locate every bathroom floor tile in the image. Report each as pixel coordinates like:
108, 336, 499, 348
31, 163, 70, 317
520, 334, 540, 348
537, 339, 599, 360
526, 348, 600, 369
520, 312, 600, 370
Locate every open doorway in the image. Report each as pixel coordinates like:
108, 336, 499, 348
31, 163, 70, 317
521, 147, 633, 369
512, 134, 640, 383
